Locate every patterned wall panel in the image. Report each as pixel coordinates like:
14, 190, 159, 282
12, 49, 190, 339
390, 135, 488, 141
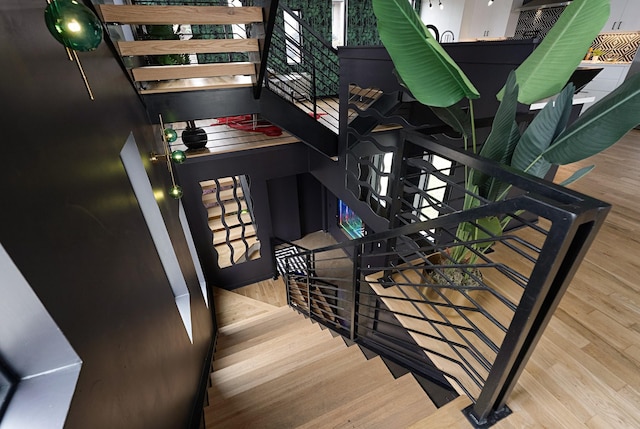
347, 0, 420, 46
512, 6, 565, 40
589, 32, 640, 63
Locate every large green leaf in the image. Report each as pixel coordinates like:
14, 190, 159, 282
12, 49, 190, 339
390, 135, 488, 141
543, 72, 640, 164
429, 104, 472, 139
373, 0, 479, 107
511, 83, 574, 178
498, 0, 609, 104
480, 71, 520, 163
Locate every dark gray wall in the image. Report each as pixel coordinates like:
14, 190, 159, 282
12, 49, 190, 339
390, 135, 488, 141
0, 1, 213, 428
175, 144, 312, 289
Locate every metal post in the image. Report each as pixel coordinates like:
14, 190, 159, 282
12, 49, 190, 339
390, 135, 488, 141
305, 253, 312, 318
349, 244, 362, 341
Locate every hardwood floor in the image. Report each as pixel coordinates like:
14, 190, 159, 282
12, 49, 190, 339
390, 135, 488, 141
214, 130, 640, 427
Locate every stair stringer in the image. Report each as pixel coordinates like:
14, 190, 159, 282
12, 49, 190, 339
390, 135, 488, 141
259, 88, 338, 157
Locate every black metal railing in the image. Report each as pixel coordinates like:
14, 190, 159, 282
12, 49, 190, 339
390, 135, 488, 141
260, 3, 340, 133
279, 131, 610, 427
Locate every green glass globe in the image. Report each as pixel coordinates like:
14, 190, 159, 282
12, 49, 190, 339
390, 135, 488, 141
170, 150, 186, 164
44, 0, 103, 52
168, 185, 183, 199
164, 128, 178, 143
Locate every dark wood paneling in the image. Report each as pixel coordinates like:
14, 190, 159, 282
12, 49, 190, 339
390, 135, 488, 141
0, 1, 213, 428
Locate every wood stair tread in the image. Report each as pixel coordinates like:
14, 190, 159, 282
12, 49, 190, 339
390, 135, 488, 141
205, 346, 385, 426
213, 288, 281, 328
97, 5, 264, 25
132, 62, 255, 82
212, 224, 256, 245
216, 306, 302, 348
217, 305, 294, 335
213, 316, 328, 365
210, 332, 344, 393
208, 212, 252, 232
139, 76, 254, 94
117, 38, 259, 56
296, 373, 439, 429
201, 177, 237, 190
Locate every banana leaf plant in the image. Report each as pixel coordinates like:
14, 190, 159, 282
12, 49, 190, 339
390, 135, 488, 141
372, 0, 640, 266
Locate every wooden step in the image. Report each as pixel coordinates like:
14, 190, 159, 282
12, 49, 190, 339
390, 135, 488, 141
216, 306, 302, 350
139, 75, 254, 94
206, 352, 396, 428
209, 212, 252, 232
132, 62, 255, 82
202, 187, 245, 205
97, 5, 263, 25
213, 287, 280, 328
210, 335, 346, 400
201, 177, 238, 191
205, 346, 368, 423
296, 373, 438, 429
213, 224, 256, 245
215, 236, 259, 268
213, 322, 335, 372
218, 306, 295, 336
117, 38, 259, 56
207, 199, 243, 220
214, 316, 325, 365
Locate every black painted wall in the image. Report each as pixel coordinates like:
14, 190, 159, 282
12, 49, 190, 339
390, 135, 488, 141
175, 144, 313, 289
0, 1, 213, 428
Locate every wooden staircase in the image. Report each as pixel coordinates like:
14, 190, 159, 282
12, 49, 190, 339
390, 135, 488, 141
96, 4, 263, 94
205, 301, 439, 428
200, 176, 259, 268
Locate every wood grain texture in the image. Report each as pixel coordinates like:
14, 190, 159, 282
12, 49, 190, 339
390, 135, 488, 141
97, 5, 263, 25
208, 131, 640, 427
132, 62, 255, 82
117, 39, 259, 56
139, 76, 255, 94
207, 292, 438, 428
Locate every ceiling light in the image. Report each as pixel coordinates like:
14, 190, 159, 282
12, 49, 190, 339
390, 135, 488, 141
488, 0, 494, 5
439, 0, 444, 9
429, 1, 432, 8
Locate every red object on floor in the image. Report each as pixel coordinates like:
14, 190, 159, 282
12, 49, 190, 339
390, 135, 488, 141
308, 112, 328, 119
211, 115, 283, 137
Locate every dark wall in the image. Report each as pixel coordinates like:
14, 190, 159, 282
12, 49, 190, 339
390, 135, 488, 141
0, 1, 213, 428
175, 144, 312, 289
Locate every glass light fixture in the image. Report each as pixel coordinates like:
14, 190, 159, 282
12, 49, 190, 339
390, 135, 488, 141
164, 128, 178, 143
429, 1, 433, 9
170, 150, 186, 164
439, 0, 443, 9
44, 0, 103, 52
488, 0, 494, 5
168, 185, 183, 199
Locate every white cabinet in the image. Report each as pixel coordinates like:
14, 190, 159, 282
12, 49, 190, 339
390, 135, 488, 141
459, 0, 521, 41
420, 0, 465, 42
602, 0, 640, 32
578, 61, 631, 113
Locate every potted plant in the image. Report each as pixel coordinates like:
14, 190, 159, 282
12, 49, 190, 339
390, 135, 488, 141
372, 0, 640, 285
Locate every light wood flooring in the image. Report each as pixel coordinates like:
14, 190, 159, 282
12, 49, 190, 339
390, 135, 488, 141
212, 130, 640, 428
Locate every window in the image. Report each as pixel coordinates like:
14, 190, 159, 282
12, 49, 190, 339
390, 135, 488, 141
369, 152, 394, 208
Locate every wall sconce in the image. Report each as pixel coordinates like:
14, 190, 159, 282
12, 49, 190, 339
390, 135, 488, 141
44, 0, 102, 100
151, 115, 186, 199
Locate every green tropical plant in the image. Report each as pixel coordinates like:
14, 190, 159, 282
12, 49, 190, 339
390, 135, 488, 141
372, 0, 640, 268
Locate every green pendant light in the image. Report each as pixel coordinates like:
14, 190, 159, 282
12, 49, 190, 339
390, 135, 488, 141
44, 0, 103, 52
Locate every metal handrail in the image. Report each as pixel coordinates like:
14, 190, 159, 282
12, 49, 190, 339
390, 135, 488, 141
279, 133, 610, 427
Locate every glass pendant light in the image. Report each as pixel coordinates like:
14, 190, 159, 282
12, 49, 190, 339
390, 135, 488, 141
44, 0, 103, 52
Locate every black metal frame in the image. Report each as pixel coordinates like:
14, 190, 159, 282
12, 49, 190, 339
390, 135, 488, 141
279, 132, 610, 427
